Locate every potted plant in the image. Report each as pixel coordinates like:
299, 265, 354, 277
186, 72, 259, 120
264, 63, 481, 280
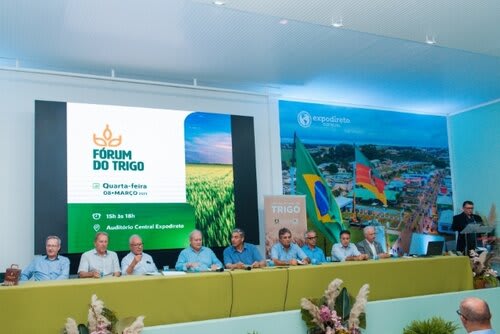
402, 317, 459, 334
300, 278, 369, 334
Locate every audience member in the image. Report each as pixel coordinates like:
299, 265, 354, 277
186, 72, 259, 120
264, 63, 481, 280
20, 235, 69, 281
331, 230, 368, 262
175, 230, 223, 272
270, 227, 310, 266
301, 230, 326, 264
223, 228, 265, 269
121, 234, 158, 275
457, 297, 495, 334
78, 232, 120, 278
356, 226, 390, 259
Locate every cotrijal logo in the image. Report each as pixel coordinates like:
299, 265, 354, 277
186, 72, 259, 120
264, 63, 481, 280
93, 124, 122, 147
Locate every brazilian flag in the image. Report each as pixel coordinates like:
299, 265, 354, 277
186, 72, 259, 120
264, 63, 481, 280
295, 134, 345, 244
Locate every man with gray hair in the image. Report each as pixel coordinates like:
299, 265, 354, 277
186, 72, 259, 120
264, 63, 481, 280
457, 297, 495, 333
301, 230, 326, 264
223, 228, 265, 269
78, 232, 120, 278
21, 235, 70, 281
355, 226, 390, 259
121, 234, 158, 275
175, 229, 223, 272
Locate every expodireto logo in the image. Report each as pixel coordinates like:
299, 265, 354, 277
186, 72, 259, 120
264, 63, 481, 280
297, 111, 312, 128
297, 110, 351, 128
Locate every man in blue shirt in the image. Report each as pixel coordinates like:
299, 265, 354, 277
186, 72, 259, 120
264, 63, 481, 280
175, 230, 223, 272
331, 230, 368, 262
121, 234, 158, 275
21, 235, 70, 281
271, 227, 310, 266
301, 230, 326, 264
223, 228, 265, 269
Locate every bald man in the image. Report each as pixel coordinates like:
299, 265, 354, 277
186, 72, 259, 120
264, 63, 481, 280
457, 297, 495, 334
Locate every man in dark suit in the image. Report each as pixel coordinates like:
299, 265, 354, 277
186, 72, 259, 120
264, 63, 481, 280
356, 226, 390, 259
451, 200, 483, 254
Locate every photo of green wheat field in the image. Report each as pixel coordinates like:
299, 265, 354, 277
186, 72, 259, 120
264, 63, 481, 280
186, 163, 234, 247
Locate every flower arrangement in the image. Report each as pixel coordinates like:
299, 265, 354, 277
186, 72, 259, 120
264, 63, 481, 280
469, 249, 498, 288
300, 278, 369, 334
63, 295, 145, 334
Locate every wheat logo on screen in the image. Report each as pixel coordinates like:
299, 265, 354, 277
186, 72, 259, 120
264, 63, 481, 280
93, 124, 122, 147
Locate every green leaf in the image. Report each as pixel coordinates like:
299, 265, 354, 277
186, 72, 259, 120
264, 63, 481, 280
334, 287, 351, 321
77, 324, 89, 334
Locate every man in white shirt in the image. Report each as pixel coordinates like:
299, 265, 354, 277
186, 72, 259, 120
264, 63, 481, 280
121, 234, 158, 275
331, 230, 368, 262
78, 232, 120, 278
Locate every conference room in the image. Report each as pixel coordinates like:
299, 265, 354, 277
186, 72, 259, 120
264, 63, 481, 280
1, 1, 499, 333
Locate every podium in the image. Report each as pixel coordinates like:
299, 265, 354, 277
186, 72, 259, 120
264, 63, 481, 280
460, 223, 495, 253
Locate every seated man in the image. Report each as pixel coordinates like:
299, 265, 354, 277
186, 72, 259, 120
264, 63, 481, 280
223, 228, 265, 269
356, 226, 390, 259
78, 232, 120, 278
331, 230, 368, 262
271, 227, 310, 266
301, 230, 326, 263
21, 235, 70, 281
175, 229, 223, 272
121, 234, 158, 275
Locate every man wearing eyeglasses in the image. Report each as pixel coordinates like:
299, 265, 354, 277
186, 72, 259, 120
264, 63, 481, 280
457, 297, 495, 333
121, 234, 158, 275
301, 230, 326, 264
20, 235, 70, 281
452, 200, 483, 254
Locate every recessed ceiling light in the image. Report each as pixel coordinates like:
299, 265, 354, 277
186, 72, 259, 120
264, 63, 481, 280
279, 19, 288, 25
425, 35, 436, 45
331, 17, 343, 28
213, 1, 225, 6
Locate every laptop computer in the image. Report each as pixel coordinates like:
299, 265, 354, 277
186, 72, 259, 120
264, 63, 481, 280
426, 240, 444, 256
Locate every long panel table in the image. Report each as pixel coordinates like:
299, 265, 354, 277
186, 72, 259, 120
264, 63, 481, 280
0, 256, 472, 333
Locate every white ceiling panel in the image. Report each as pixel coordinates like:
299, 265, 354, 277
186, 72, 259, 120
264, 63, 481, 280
0, 0, 499, 115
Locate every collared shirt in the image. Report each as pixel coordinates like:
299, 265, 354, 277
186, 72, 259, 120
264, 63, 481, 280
223, 243, 263, 266
78, 249, 120, 277
175, 246, 223, 272
367, 241, 377, 257
121, 252, 157, 275
301, 245, 326, 263
270, 243, 308, 262
469, 329, 496, 334
20, 255, 70, 281
331, 243, 361, 262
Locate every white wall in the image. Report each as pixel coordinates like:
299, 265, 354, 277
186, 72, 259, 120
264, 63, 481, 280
0, 69, 282, 269
448, 101, 500, 227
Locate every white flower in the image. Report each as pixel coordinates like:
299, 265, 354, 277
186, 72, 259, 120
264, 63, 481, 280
123, 316, 145, 334
64, 318, 79, 334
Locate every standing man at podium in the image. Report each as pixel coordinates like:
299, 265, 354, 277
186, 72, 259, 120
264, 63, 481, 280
452, 200, 482, 254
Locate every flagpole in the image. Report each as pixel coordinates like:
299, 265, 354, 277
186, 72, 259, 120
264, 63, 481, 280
290, 132, 297, 195
351, 144, 358, 223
